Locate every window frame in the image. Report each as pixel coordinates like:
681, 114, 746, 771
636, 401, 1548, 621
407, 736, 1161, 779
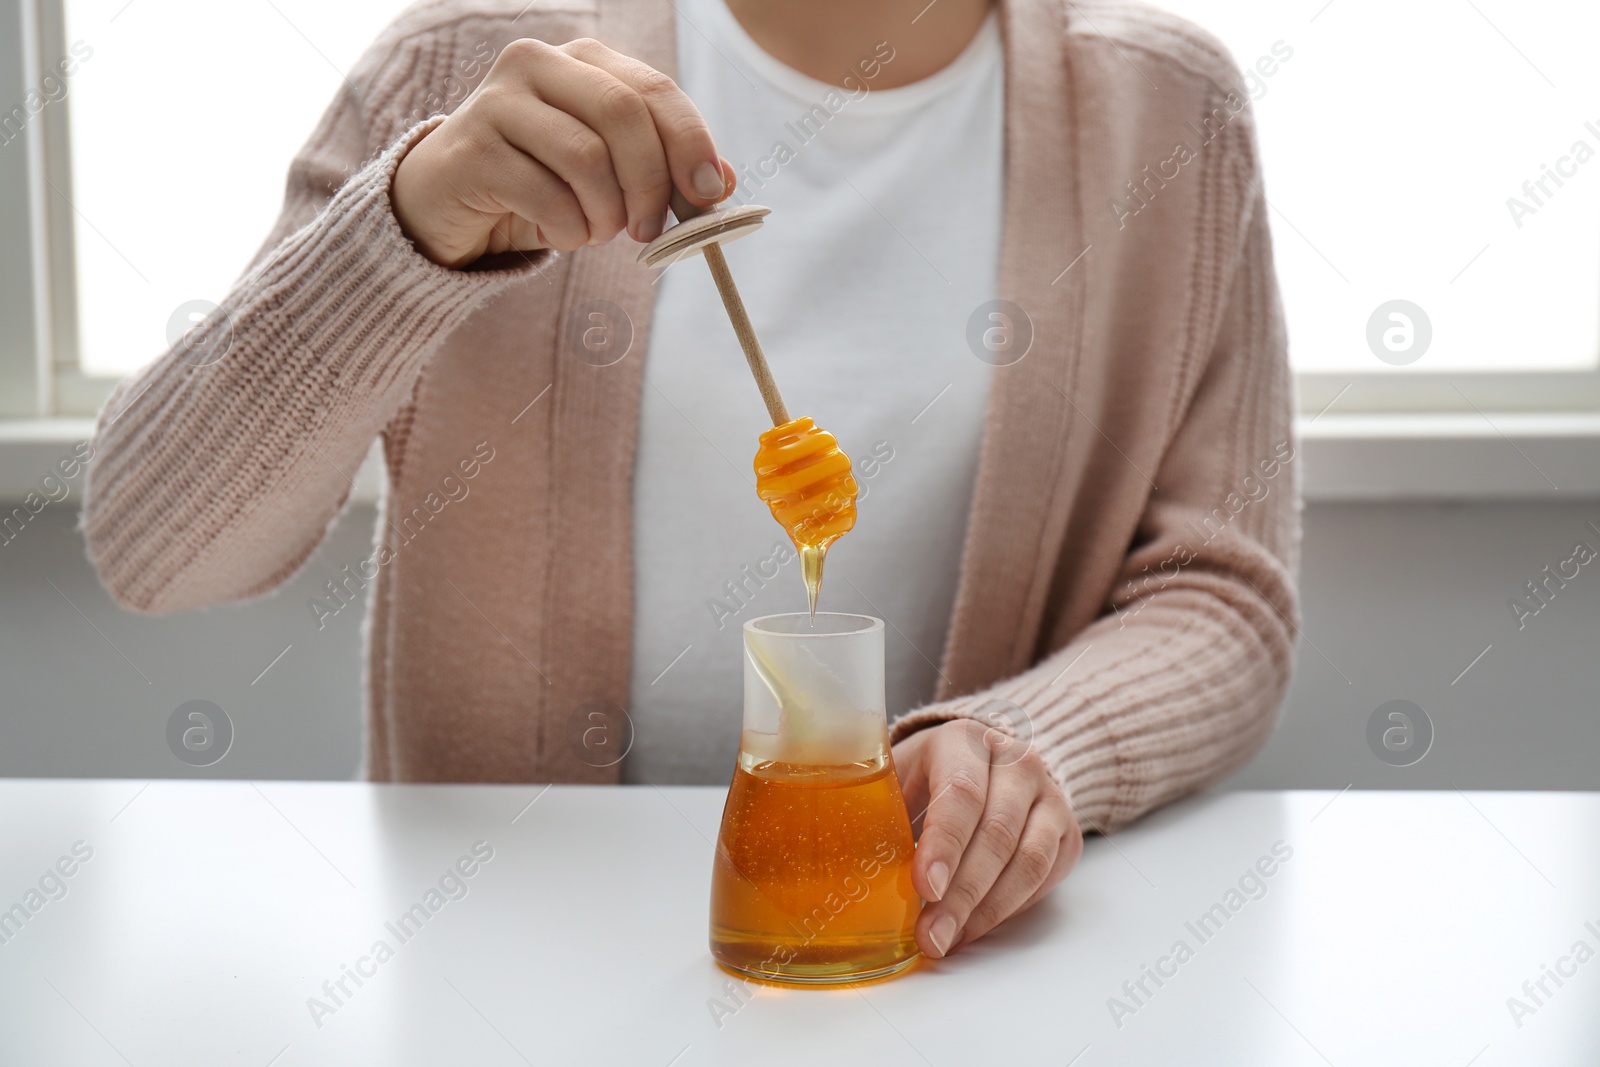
6, 0, 109, 419
2, 0, 1598, 423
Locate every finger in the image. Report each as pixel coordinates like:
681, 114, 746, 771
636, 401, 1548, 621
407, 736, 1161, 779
953, 794, 1071, 946
496, 39, 668, 240
564, 38, 727, 209
918, 759, 1034, 958
1017, 794, 1083, 911
909, 727, 989, 914
891, 733, 933, 836
483, 93, 628, 245
465, 138, 589, 252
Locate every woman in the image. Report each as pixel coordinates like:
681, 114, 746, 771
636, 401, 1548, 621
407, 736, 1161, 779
83, 0, 1299, 962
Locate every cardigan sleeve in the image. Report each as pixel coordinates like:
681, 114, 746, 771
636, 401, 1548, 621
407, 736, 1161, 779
889, 175, 1300, 836
82, 34, 552, 614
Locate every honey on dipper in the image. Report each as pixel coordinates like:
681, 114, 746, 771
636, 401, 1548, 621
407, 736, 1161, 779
754, 418, 858, 616
641, 189, 859, 618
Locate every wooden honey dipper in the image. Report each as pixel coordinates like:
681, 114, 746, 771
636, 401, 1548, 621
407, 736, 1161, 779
639, 189, 860, 617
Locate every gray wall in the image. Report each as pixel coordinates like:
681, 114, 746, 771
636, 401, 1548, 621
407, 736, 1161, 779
0, 503, 370, 780
3, 497, 1597, 788
1226, 500, 1600, 791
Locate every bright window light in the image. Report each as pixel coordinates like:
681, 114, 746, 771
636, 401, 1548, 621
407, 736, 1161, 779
1152, 0, 1600, 372
60, 0, 1600, 377
63, 0, 414, 376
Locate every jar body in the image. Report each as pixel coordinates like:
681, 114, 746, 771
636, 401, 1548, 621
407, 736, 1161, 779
709, 613, 922, 984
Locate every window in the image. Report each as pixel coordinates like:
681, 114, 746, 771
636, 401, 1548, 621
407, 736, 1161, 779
4, 0, 1598, 417
64, 0, 418, 378
1152, 0, 1600, 410
4, 0, 412, 416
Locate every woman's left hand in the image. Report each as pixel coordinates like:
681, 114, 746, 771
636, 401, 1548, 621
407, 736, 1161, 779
891, 718, 1082, 958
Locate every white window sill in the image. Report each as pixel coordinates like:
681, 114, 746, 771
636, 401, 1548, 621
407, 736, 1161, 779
1298, 412, 1600, 500
4, 413, 1600, 505
0, 420, 387, 507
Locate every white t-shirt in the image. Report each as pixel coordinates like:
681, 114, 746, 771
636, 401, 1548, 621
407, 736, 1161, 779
623, 0, 1003, 783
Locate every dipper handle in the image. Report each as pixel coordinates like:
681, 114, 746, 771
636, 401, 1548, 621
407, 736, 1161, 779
668, 187, 789, 426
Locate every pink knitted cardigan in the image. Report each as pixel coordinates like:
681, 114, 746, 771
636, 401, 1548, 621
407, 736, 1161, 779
83, 0, 1299, 833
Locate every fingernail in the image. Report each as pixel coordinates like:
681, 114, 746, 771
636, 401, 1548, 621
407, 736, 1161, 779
692, 161, 725, 200
927, 861, 950, 902
930, 915, 958, 957
637, 213, 664, 243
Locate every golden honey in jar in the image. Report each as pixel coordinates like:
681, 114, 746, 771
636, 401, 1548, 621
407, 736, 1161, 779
709, 613, 921, 984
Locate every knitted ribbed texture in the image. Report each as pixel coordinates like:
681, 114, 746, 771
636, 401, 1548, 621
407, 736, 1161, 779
82, 0, 1300, 833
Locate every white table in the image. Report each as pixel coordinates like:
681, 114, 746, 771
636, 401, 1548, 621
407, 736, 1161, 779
0, 781, 1595, 1066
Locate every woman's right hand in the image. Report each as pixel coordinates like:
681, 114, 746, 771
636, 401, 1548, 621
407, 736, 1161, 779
391, 37, 736, 268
